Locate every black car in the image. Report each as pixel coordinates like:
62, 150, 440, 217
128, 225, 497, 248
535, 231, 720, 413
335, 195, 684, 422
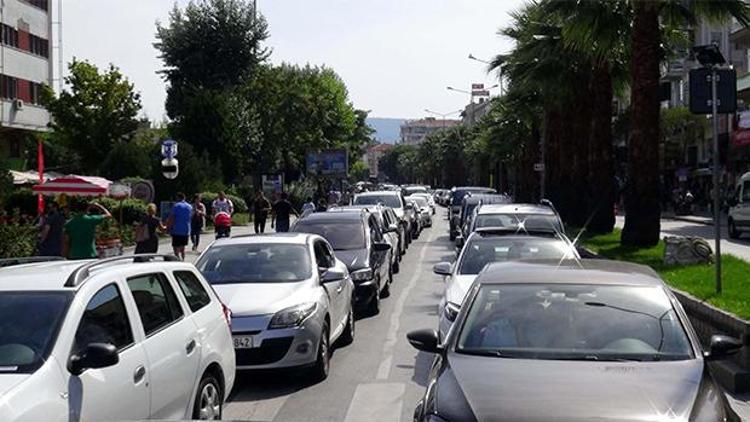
448, 187, 497, 240
408, 260, 742, 422
292, 210, 392, 314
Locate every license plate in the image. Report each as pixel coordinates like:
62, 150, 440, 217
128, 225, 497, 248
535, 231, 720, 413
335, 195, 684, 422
233, 335, 255, 349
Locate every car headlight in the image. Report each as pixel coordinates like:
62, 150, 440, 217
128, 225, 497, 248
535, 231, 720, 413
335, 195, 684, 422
444, 302, 460, 322
268, 302, 317, 329
351, 268, 374, 282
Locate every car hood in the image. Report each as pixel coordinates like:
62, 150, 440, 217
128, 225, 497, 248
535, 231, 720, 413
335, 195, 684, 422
447, 354, 705, 422
0, 374, 28, 397
445, 275, 477, 306
213, 281, 314, 316
334, 249, 369, 271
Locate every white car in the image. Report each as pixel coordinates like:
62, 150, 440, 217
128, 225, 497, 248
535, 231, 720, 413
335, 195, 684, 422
410, 192, 436, 215
0, 255, 235, 421
728, 171, 750, 238
409, 196, 433, 227
196, 233, 355, 380
434, 229, 580, 339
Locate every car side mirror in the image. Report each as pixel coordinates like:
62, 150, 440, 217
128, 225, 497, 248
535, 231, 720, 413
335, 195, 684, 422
68, 343, 119, 376
704, 335, 743, 361
387, 224, 398, 233
321, 268, 346, 283
433, 262, 452, 276
407, 329, 440, 353
373, 242, 391, 252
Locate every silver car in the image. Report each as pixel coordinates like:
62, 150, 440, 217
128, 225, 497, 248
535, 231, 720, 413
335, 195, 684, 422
196, 233, 355, 380
409, 196, 433, 227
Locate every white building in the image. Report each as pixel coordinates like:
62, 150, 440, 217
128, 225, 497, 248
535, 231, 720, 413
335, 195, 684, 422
399, 117, 461, 145
0, 0, 52, 170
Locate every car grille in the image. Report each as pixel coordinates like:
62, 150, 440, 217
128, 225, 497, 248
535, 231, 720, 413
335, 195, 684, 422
235, 336, 294, 366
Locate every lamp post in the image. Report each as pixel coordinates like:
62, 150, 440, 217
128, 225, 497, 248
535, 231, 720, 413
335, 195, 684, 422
424, 108, 462, 128
469, 54, 503, 96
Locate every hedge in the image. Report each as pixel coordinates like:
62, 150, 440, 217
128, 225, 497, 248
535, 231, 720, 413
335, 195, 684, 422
0, 223, 36, 258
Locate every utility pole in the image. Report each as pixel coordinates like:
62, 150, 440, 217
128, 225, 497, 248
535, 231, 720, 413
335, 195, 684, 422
710, 68, 722, 293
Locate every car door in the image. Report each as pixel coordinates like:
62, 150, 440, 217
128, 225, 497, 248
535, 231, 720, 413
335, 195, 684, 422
368, 216, 389, 282
124, 272, 201, 420
315, 240, 345, 334
69, 283, 150, 422
323, 240, 350, 332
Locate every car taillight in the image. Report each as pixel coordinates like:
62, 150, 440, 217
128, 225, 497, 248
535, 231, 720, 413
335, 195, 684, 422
221, 302, 232, 329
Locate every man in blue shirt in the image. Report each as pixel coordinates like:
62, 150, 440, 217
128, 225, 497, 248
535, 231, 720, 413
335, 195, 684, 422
166, 192, 193, 260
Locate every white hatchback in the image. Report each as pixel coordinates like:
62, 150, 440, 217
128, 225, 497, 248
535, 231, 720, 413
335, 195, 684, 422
0, 255, 235, 421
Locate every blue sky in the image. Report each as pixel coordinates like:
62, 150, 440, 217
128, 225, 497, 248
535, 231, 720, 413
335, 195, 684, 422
61, 0, 521, 120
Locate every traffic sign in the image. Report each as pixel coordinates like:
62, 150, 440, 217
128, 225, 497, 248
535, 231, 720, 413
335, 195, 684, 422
689, 68, 736, 114
471, 83, 484, 90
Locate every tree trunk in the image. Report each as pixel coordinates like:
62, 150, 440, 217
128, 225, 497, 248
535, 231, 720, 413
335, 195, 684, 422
516, 124, 541, 203
587, 63, 616, 233
622, 1, 661, 246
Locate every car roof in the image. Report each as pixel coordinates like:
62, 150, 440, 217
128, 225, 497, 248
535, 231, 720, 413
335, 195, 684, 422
297, 211, 366, 223
356, 191, 400, 196
476, 260, 662, 287
454, 186, 496, 192
215, 232, 313, 245
476, 203, 555, 215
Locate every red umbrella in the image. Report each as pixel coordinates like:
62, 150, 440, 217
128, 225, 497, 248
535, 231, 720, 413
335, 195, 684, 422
32, 175, 112, 197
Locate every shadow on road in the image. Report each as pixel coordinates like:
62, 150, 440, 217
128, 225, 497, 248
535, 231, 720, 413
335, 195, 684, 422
228, 370, 314, 403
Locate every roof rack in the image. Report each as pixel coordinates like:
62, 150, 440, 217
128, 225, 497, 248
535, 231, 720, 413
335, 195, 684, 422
0, 256, 66, 268
64, 254, 181, 287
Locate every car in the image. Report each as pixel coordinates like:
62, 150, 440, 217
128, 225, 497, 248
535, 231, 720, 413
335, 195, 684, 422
0, 255, 235, 422
459, 202, 565, 248
458, 194, 511, 239
409, 260, 743, 422
292, 210, 392, 314
331, 204, 403, 272
353, 190, 413, 246
402, 185, 429, 197
448, 187, 497, 240
434, 228, 580, 339
409, 195, 433, 228
405, 197, 423, 239
728, 171, 750, 238
195, 234, 354, 380
409, 192, 436, 215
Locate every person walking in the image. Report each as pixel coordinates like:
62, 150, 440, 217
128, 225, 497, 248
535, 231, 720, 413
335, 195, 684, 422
252, 190, 272, 234
271, 192, 298, 233
212, 191, 234, 216
301, 196, 315, 215
63, 201, 112, 260
166, 193, 192, 260
191, 194, 206, 251
134, 203, 165, 255
37, 201, 65, 257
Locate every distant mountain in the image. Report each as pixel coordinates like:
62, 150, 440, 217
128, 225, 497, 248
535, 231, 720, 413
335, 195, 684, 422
367, 117, 405, 144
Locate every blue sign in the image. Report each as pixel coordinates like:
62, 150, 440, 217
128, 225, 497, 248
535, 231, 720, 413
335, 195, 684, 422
306, 149, 348, 177
161, 139, 178, 159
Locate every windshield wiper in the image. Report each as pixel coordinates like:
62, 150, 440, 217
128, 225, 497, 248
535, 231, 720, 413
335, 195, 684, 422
549, 355, 644, 362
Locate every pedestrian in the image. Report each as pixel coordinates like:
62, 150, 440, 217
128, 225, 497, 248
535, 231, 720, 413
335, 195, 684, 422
316, 198, 328, 212
63, 201, 112, 260
166, 192, 192, 260
212, 191, 234, 216
191, 194, 206, 251
252, 190, 272, 234
271, 192, 299, 233
301, 196, 316, 214
134, 203, 165, 255
37, 201, 65, 257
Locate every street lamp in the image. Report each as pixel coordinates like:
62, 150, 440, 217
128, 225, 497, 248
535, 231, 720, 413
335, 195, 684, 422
469, 54, 504, 96
424, 108, 462, 128
468, 53, 491, 65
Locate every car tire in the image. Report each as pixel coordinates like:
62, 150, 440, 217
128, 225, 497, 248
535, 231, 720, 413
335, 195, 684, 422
382, 268, 392, 298
339, 305, 355, 346
193, 372, 223, 420
310, 322, 330, 382
729, 219, 741, 239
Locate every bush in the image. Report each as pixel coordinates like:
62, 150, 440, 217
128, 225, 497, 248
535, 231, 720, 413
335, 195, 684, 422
199, 192, 248, 214
4, 188, 38, 216
93, 198, 148, 226
0, 223, 37, 258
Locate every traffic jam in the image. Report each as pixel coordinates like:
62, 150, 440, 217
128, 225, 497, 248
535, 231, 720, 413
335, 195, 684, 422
0, 185, 744, 421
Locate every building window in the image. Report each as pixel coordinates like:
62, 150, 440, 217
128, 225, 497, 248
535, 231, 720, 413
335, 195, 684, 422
29, 82, 42, 105
2, 25, 18, 48
25, 0, 49, 11
29, 34, 48, 58
1, 76, 17, 100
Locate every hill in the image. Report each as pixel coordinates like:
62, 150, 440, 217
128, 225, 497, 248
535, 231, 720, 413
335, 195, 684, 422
366, 117, 405, 144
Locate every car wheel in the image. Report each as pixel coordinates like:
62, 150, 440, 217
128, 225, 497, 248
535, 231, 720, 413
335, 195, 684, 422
729, 219, 741, 239
449, 232, 456, 241
339, 305, 355, 346
382, 268, 392, 298
193, 373, 222, 420
310, 322, 330, 382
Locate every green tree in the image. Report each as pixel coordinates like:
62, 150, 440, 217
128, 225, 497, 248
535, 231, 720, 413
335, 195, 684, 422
41, 60, 142, 174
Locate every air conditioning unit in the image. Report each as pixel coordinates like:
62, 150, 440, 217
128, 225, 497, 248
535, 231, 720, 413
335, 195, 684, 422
12, 99, 24, 110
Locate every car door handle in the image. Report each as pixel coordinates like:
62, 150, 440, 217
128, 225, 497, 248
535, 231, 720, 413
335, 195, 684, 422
186, 339, 196, 355
336, 284, 344, 294
133, 365, 146, 384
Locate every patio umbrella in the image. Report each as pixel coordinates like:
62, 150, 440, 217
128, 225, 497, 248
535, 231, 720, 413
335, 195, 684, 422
32, 175, 112, 197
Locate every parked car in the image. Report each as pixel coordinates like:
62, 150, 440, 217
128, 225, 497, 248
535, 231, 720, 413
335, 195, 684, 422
292, 210, 392, 314
0, 255, 235, 422
402, 185, 429, 197
195, 234, 354, 381
434, 227, 580, 339
410, 192, 436, 215
405, 197, 423, 239
448, 187, 497, 240
410, 260, 743, 422
459, 202, 565, 249
409, 195, 433, 228
728, 171, 750, 238
331, 204, 403, 272
353, 191, 413, 246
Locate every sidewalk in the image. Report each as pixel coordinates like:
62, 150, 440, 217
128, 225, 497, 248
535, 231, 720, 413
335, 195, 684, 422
662, 210, 724, 227
123, 225, 257, 263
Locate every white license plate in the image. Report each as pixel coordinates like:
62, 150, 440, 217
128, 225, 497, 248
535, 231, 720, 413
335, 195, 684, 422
233, 335, 256, 349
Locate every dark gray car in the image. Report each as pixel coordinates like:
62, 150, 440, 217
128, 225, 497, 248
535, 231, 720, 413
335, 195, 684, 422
408, 260, 742, 422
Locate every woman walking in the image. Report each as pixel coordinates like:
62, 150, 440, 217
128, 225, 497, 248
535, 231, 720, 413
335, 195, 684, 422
134, 203, 165, 255
191, 194, 206, 251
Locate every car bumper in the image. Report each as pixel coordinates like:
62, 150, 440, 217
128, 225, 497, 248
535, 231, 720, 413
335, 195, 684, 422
231, 313, 324, 370
354, 279, 378, 307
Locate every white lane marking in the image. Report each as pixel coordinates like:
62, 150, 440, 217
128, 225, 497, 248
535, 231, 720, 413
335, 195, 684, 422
376, 229, 435, 380
343, 383, 406, 422
223, 394, 289, 421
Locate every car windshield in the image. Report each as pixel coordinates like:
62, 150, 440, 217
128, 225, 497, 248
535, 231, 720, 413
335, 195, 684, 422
458, 237, 575, 274
0, 292, 72, 373
457, 284, 693, 362
404, 187, 427, 195
474, 213, 561, 232
451, 189, 495, 206
411, 197, 428, 208
354, 195, 402, 208
294, 222, 366, 250
197, 244, 312, 284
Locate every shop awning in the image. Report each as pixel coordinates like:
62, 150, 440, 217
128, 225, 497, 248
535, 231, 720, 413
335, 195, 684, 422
9, 170, 63, 185
32, 175, 112, 197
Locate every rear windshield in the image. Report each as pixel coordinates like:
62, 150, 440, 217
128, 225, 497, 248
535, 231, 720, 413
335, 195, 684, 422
474, 213, 561, 232
295, 222, 366, 250
0, 292, 72, 373
451, 189, 495, 206
458, 237, 575, 274
197, 244, 312, 284
354, 195, 402, 209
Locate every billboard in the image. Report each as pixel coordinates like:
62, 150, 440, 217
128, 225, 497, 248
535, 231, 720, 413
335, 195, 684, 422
306, 149, 348, 177
262, 174, 284, 195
